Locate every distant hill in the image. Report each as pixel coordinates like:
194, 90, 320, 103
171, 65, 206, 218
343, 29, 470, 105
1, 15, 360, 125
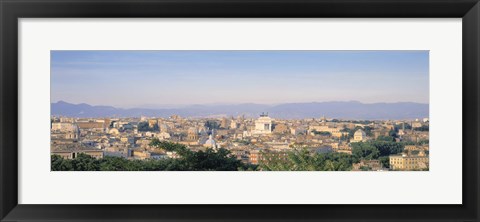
51, 100, 428, 120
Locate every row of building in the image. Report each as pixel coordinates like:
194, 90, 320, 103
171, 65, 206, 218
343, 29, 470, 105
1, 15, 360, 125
50, 114, 429, 170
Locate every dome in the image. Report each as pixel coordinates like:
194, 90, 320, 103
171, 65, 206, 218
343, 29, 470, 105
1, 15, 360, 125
354, 129, 366, 137
109, 128, 119, 135
204, 134, 216, 148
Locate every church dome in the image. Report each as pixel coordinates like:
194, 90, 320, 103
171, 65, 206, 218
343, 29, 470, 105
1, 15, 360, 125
354, 129, 366, 137
204, 134, 216, 148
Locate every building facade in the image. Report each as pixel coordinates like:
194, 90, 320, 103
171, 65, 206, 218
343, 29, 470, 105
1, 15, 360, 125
253, 113, 274, 135
389, 153, 429, 170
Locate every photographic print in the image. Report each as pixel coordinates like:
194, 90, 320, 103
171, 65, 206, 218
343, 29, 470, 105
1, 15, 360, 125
50, 50, 429, 171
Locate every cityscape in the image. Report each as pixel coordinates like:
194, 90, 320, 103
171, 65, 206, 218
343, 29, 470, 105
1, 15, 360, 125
50, 51, 429, 171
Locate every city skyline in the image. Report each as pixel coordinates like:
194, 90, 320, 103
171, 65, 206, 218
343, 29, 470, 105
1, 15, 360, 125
51, 50, 429, 171
51, 50, 429, 108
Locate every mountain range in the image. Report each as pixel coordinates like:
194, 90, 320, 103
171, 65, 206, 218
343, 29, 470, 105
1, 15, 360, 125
51, 101, 429, 120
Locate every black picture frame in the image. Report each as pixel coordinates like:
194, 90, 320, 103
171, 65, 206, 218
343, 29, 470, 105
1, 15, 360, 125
1, 0, 479, 221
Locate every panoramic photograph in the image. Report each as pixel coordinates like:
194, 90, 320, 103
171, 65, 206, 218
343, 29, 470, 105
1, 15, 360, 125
50, 50, 429, 171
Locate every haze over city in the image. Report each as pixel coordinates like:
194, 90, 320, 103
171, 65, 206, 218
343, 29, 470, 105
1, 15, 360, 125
51, 50, 429, 108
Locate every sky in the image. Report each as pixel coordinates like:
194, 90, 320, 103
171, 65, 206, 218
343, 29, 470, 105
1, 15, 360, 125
51, 50, 429, 108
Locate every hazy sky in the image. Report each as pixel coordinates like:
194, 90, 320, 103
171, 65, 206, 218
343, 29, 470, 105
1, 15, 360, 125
51, 50, 429, 108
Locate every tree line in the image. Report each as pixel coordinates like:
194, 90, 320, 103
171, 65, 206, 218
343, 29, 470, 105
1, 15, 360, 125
52, 139, 417, 171
260, 140, 410, 171
51, 139, 253, 171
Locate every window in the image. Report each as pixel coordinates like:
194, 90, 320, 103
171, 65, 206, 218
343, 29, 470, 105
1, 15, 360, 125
264, 124, 270, 130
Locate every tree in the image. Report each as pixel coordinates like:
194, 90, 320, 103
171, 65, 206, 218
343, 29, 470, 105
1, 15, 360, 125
312, 130, 332, 137
233, 139, 251, 145
414, 125, 429, 132
259, 149, 353, 171
359, 166, 371, 171
317, 152, 353, 171
52, 140, 247, 171
363, 126, 374, 137
394, 123, 411, 131
138, 121, 159, 132
378, 156, 390, 168
204, 120, 220, 130
417, 139, 429, 145
150, 139, 191, 155
137, 122, 149, 131
99, 156, 133, 171
51, 154, 73, 171
351, 141, 403, 161
389, 129, 398, 138
340, 128, 355, 139
186, 148, 243, 171
371, 141, 404, 156
376, 135, 395, 142
149, 139, 245, 171
351, 142, 380, 161
70, 153, 100, 171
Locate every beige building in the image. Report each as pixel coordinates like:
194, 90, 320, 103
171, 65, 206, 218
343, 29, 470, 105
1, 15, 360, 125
273, 123, 289, 134
148, 119, 158, 128
389, 152, 429, 170
51, 122, 80, 140
132, 149, 151, 160
187, 127, 199, 141
220, 118, 229, 129
230, 120, 239, 129
404, 145, 422, 152
51, 122, 78, 132
249, 149, 288, 165
77, 121, 105, 131
120, 137, 135, 144
290, 126, 306, 136
352, 160, 383, 171
253, 113, 274, 135
156, 132, 171, 140
412, 121, 423, 128
373, 129, 390, 139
